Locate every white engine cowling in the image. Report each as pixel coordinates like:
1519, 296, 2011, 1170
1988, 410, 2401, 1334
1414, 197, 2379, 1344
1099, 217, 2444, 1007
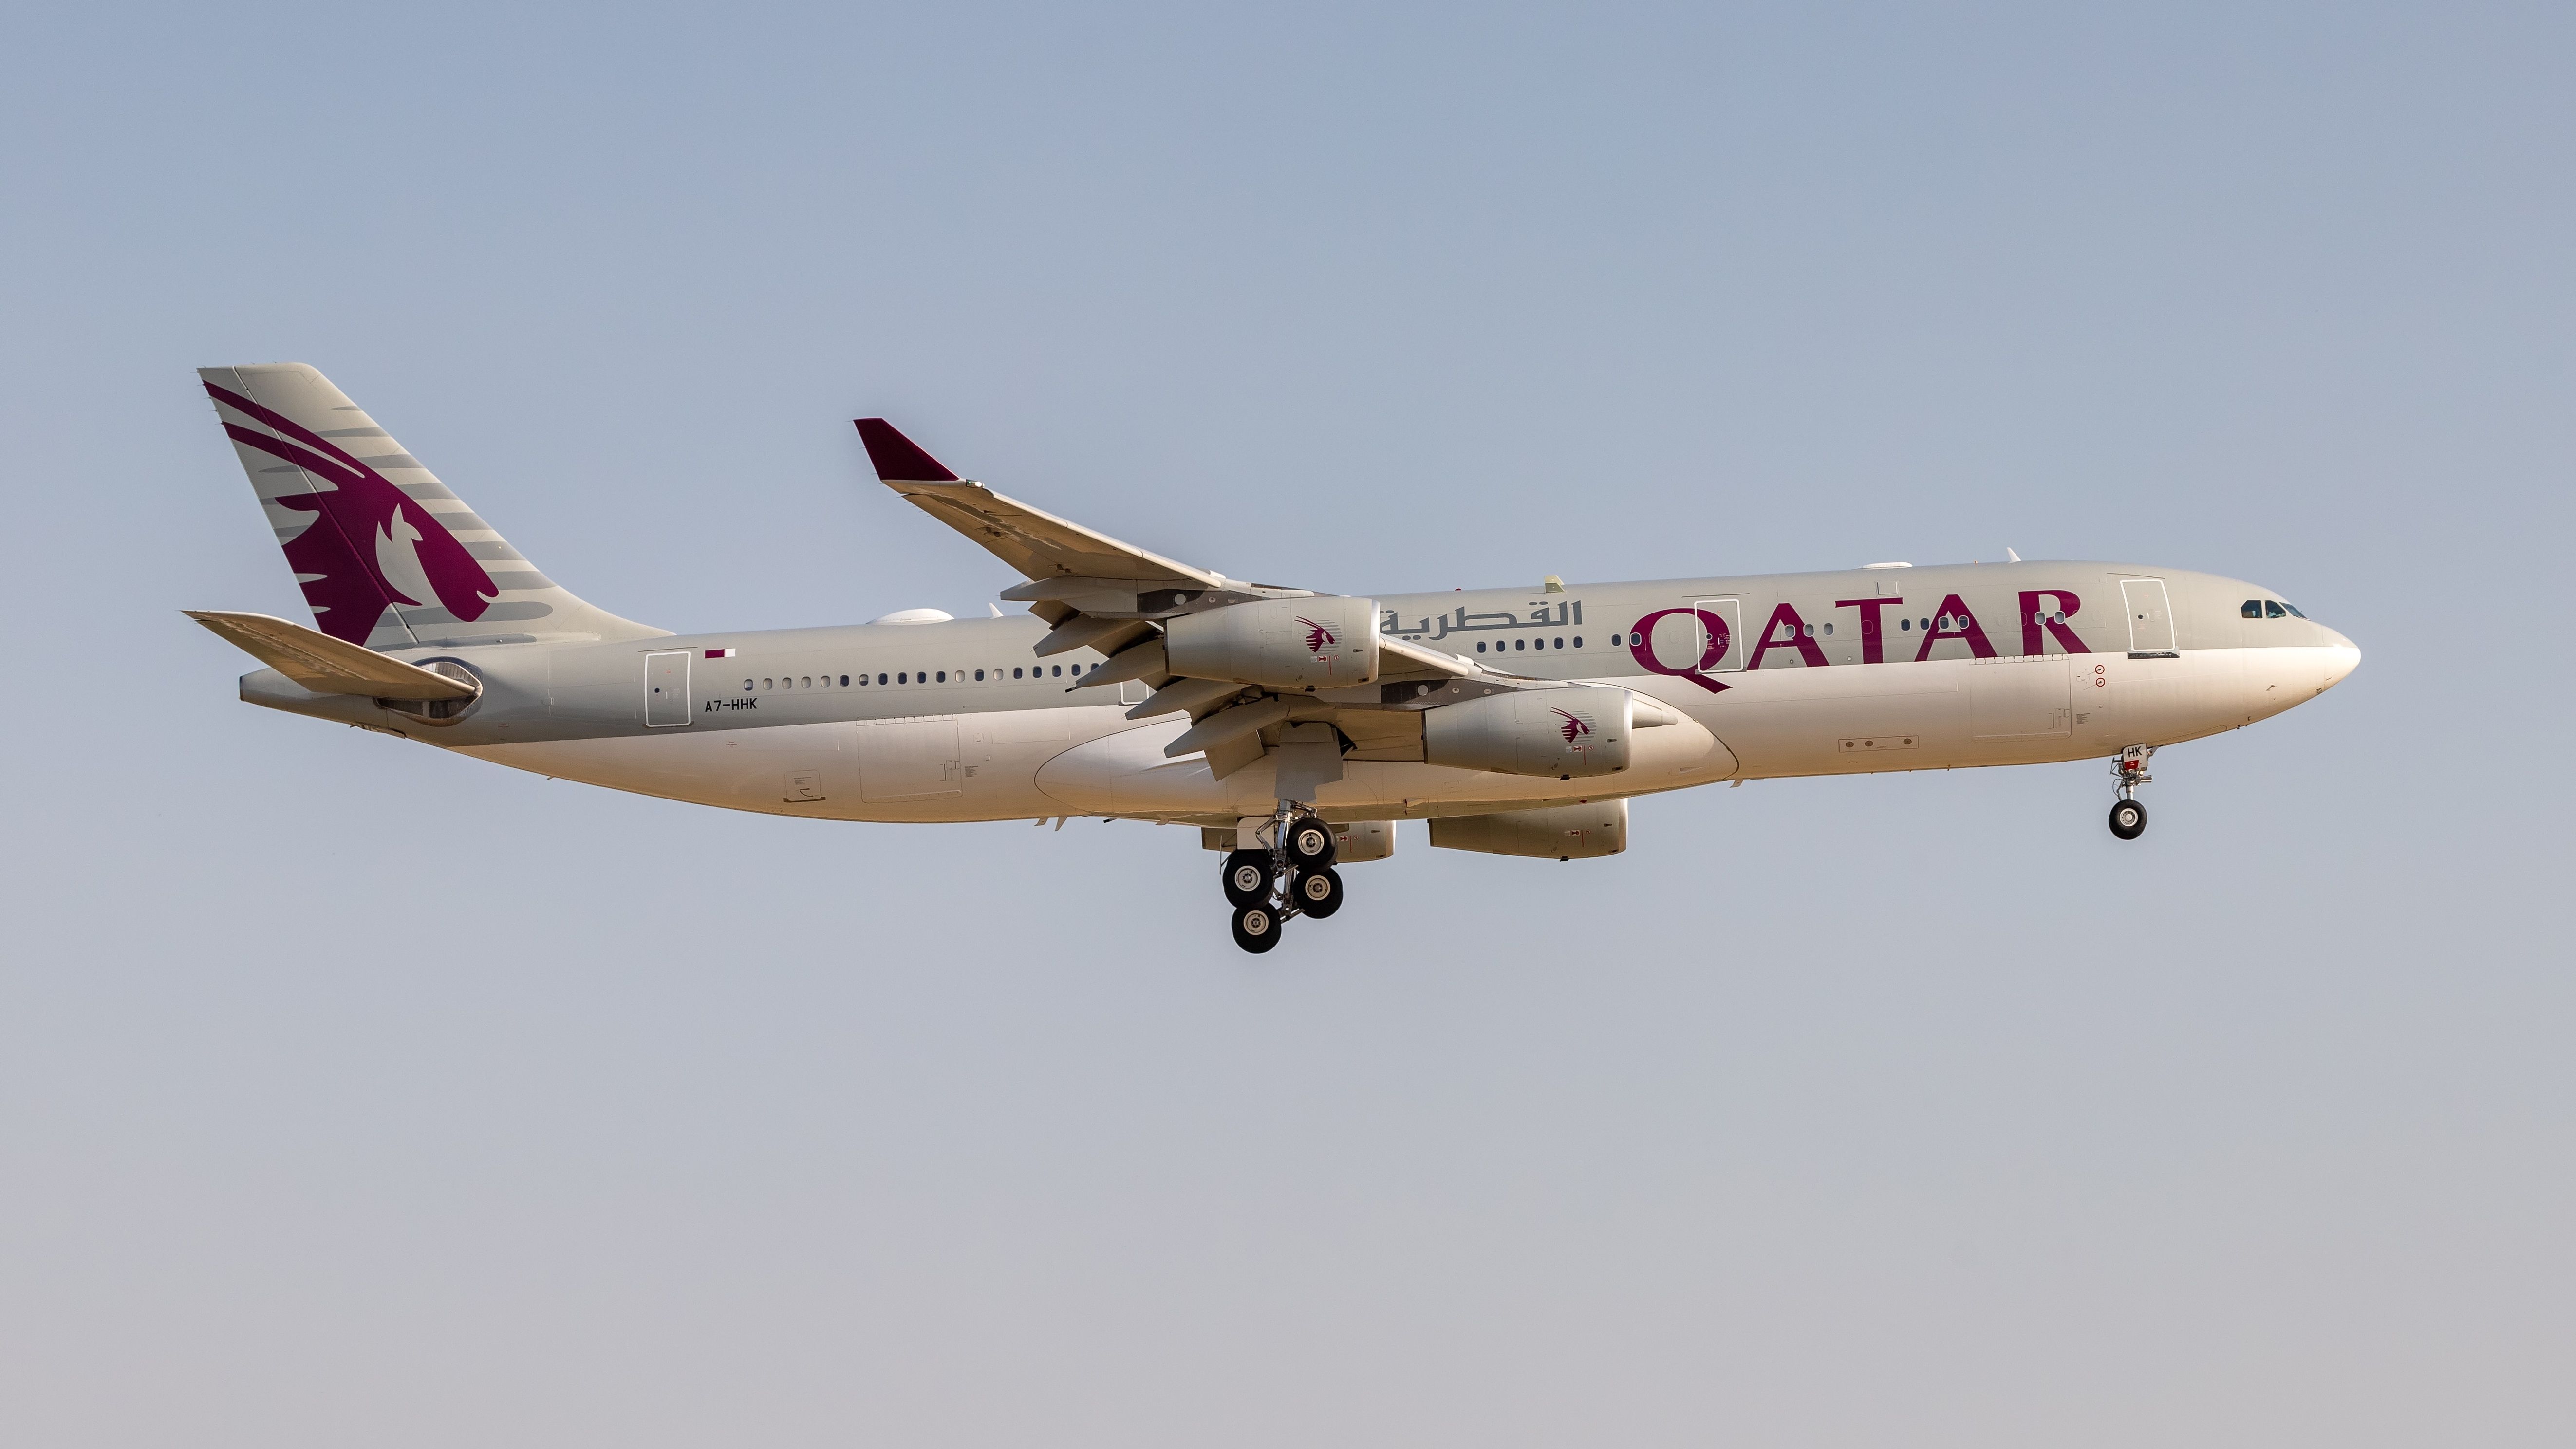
1163, 595, 1380, 689
1423, 686, 1633, 779
1429, 799, 1627, 860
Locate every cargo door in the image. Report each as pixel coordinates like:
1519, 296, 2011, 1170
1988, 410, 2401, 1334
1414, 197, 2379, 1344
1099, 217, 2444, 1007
644, 650, 690, 727
1969, 655, 2072, 739
857, 717, 963, 801
2120, 578, 2176, 653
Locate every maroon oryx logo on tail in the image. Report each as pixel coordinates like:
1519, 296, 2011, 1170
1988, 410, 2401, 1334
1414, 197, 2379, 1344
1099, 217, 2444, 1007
1553, 708, 1593, 745
205, 382, 498, 644
1299, 617, 1337, 655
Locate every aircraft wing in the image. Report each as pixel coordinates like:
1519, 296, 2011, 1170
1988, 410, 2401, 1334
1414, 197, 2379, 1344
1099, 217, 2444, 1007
857, 419, 1229, 592
856, 419, 1542, 781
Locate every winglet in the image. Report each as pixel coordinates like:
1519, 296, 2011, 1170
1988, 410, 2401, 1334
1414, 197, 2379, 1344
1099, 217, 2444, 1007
853, 419, 960, 482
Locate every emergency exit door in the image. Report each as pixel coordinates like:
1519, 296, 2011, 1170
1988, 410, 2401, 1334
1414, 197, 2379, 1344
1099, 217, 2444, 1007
645, 650, 691, 726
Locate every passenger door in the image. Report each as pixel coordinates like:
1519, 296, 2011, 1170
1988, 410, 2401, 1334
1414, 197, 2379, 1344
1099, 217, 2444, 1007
644, 650, 690, 726
2120, 578, 2176, 653
1689, 597, 1745, 674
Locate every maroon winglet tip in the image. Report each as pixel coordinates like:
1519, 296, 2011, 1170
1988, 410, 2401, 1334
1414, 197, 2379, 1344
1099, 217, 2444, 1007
854, 418, 959, 482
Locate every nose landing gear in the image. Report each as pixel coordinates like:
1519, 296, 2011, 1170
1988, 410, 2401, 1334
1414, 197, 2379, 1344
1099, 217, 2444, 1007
2108, 744, 2154, 840
1217, 804, 1342, 952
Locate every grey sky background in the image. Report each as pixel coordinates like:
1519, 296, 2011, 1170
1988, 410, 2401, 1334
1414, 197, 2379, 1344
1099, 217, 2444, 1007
3, 4, 2569, 1445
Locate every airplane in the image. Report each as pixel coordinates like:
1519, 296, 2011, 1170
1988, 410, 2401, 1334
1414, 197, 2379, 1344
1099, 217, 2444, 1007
189, 363, 2361, 952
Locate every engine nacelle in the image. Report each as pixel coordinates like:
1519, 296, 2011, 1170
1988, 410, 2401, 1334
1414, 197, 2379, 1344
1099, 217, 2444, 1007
1429, 799, 1627, 860
1423, 686, 1633, 779
1163, 596, 1380, 689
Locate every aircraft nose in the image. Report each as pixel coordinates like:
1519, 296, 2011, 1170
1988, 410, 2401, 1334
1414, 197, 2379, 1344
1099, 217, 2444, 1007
2319, 632, 2361, 691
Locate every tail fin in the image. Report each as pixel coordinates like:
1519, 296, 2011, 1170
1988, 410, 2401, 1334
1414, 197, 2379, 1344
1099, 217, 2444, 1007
200, 364, 664, 648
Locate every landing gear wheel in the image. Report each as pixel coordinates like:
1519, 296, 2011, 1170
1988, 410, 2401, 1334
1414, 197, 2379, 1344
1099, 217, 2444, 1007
1231, 903, 1283, 953
1292, 865, 1344, 919
1284, 816, 1336, 870
1221, 849, 1273, 907
2108, 799, 2147, 840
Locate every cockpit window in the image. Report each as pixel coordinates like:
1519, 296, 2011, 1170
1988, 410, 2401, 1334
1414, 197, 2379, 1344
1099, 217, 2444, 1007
2242, 600, 2264, 618
2284, 602, 2307, 618
2265, 601, 2288, 618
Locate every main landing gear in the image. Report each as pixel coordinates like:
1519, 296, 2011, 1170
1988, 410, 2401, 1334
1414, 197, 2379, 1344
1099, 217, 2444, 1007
1220, 805, 1340, 953
2108, 744, 2154, 841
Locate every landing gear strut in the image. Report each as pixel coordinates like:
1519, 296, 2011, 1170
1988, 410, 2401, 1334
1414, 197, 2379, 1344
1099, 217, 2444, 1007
1217, 805, 1341, 952
2108, 744, 2154, 840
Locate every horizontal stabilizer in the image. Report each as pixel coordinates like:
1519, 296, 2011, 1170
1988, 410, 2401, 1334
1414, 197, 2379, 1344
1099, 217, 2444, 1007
185, 610, 478, 701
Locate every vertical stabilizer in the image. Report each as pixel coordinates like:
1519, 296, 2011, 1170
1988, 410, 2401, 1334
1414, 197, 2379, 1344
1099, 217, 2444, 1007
200, 364, 664, 649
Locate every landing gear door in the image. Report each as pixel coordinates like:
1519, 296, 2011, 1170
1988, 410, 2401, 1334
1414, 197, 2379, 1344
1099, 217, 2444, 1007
2120, 578, 2176, 653
1689, 598, 1744, 675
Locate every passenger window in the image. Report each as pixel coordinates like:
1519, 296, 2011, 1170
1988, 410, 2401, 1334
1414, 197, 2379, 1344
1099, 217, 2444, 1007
876, 673, 887, 685
1476, 641, 1487, 652
1554, 636, 1565, 648
840, 675, 849, 686
974, 669, 984, 681
897, 672, 907, 683
2242, 600, 2263, 618
762, 678, 773, 689
2266, 601, 2287, 618
1821, 622, 1833, 636
1900, 618, 1911, 631
934, 670, 944, 682
1572, 636, 1583, 648
801, 677, 811, 688
1051, 666, 1062, 677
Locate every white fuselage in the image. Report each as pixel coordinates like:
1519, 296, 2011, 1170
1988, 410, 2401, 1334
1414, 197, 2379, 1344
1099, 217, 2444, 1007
248, 559, 2358, 828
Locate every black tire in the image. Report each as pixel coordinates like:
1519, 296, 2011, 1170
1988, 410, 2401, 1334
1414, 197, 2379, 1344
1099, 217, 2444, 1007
2109, 799, 2147, 840
1292, 865, 1344, 919
1221, 849, 1272, 907
1231, 903, 1283, 953
1284, 816, 1336, 869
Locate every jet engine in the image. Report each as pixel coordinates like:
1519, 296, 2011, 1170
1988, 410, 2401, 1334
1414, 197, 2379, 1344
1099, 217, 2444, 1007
1423, 686, 1635, 779
1429, 799, 1628, 860
1163, 595, 1380, 689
